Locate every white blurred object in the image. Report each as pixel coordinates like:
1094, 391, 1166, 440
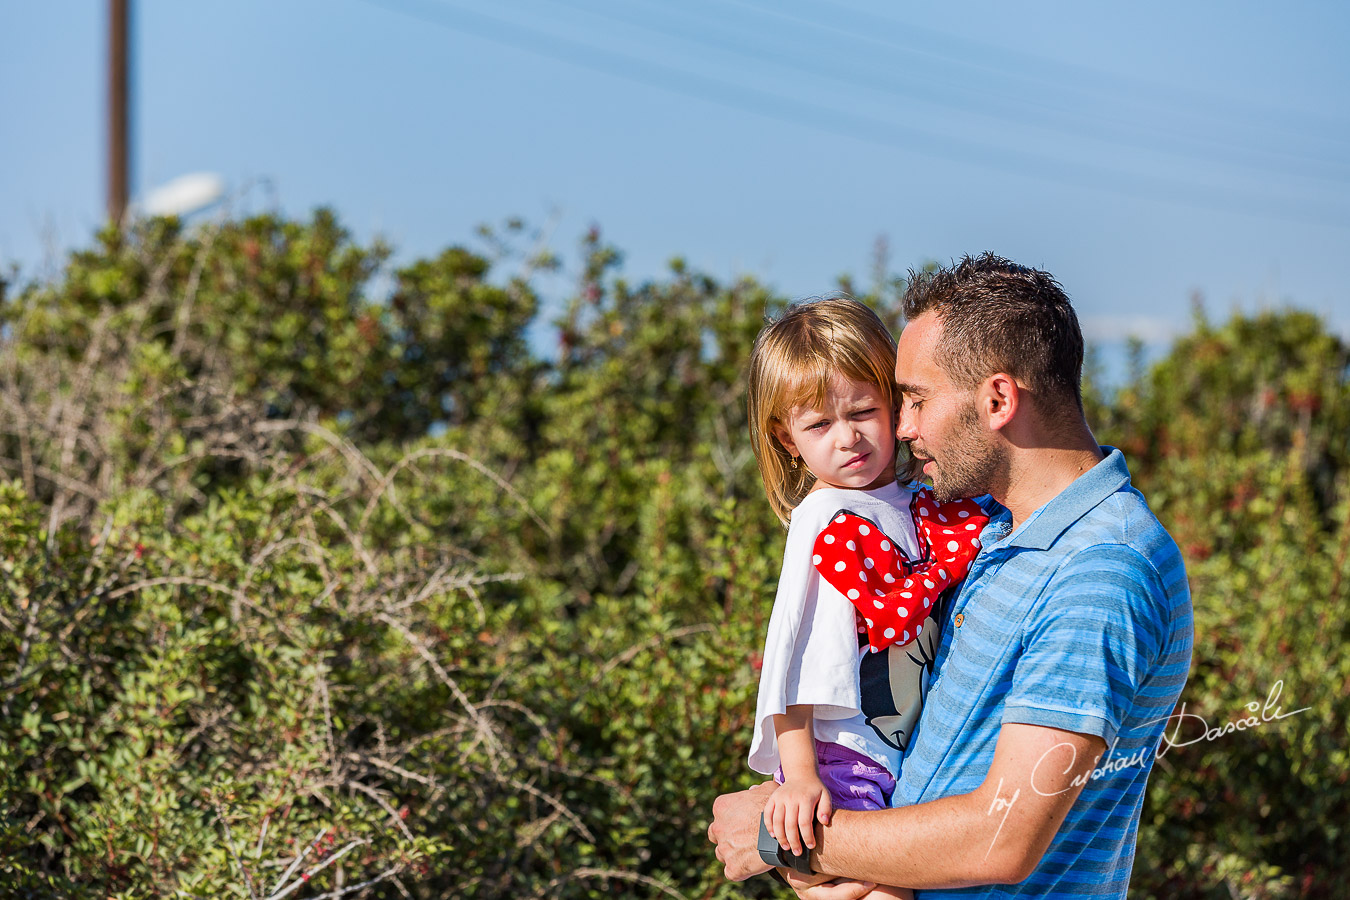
138, 173, 226, 217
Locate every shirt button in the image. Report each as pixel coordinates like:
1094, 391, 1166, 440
954, 613, 965, 628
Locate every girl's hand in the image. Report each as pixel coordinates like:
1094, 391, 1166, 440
765, 776, 834, 858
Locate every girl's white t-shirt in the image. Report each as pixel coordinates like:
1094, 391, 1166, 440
747, 481, 921, 777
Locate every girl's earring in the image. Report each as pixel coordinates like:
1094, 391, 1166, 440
790, 455, 798, 470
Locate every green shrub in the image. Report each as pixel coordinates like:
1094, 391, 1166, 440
0, 213, 1344, 898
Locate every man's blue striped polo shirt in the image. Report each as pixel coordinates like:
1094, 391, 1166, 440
895, 447, 1193, 898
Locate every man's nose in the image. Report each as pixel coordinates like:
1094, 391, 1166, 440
896, 406, 917, 442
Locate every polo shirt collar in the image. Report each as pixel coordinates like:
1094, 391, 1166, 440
1001, 446, 1131, 550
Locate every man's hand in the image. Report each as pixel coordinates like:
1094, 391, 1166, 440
707, 780, 778, 881
782, 869, 878, 899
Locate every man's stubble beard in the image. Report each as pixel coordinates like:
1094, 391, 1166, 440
926, 398, 1007, 502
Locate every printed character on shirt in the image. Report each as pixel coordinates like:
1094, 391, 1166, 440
748, 483, 987, 813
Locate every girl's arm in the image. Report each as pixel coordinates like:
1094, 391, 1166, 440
773, 705, 819, 784
766, 704, 833, 858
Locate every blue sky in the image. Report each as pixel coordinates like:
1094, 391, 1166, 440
3, 0, 1348, 370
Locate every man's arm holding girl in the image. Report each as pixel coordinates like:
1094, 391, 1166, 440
710, 720, 1105, 894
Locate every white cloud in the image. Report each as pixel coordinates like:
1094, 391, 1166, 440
1079, 315, 1185, 345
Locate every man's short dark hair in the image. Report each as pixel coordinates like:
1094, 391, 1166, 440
902, 253, 1084, 412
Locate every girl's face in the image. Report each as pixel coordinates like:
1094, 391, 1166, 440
773, 374, 898, 492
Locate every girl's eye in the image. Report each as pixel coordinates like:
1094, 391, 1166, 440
807, 420, 829, 431
852, 408, 877, 418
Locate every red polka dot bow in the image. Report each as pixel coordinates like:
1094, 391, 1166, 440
811, 489, 989, 653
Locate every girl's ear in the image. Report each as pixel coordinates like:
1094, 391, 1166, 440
773, 425, 799, 458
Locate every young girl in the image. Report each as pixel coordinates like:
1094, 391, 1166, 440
745, 297, 986, 895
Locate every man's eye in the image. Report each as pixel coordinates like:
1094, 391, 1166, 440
908, 399, 924, 411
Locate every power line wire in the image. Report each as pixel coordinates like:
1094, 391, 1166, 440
562, 0, 1349, 184
358, 0, 1349, 229
732, 0, 1350, 146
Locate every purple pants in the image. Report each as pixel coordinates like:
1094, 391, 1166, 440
774, 739, 896, 811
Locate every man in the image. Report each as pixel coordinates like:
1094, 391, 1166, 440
708, 254, 1193, 898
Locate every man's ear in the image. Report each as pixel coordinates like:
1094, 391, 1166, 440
980, 373, 1020, 432
772, 425, 799, 458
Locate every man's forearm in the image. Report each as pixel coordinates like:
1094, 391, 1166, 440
805, 725, 1103, 890
808, 788, 1033, 890
709, 725, 1100, 888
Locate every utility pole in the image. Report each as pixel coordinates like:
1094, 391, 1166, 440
108, 0, 129, 225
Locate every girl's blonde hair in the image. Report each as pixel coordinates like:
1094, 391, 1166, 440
747, 297, 916, 525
